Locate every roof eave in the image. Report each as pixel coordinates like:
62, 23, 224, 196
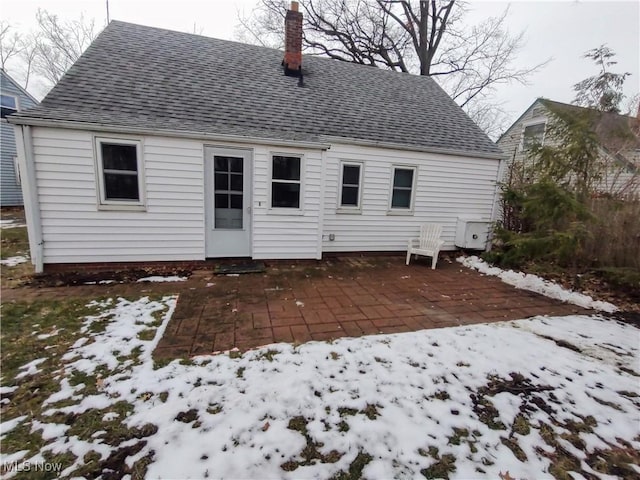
7, 116, 332, 150
321, 135, 504, 160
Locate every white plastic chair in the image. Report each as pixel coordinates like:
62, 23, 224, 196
406, 224, 445, 269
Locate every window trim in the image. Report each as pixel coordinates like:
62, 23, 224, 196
337, 161, 364, 213
94, 136, 146, 211
0, 93, 19, 119
268, 152, 304, 214
387, 164, 417, 215
519, 119, 547, 152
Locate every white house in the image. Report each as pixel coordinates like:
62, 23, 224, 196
10, 4, 503, 273
498, 98, 639, 196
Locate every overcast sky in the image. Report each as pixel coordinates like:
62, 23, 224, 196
3, 0, 639, 127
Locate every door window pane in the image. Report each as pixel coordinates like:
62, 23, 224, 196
230, 174, 243, 192
229, 157, 243, 172
215, 193, 229, 209
215, 172, 228, 190
230, 194, 243, 209
214, 155, 244, 229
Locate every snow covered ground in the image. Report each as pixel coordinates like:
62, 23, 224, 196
0, 255, 29, 267
0, 219, 26, 229
458, 256, 618, 313
2, 297, 638, 479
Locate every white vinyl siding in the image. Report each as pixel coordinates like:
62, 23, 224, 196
322, 143, 500, 252
252, 146, 322, 259
31, 127, 205, 263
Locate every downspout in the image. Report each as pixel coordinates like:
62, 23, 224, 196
487, 157, 506, 252
14, 125, 44, 272
316, 148, 328, 260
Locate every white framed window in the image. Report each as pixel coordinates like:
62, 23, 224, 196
519, 121, 546, 152
94, 137, 145, 209
388, 165, 416, 214
1, 94, 18, 119
270, 154, 302, 210
337, 161, 363, 212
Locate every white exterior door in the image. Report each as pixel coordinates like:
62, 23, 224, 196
204, 147, 252, 257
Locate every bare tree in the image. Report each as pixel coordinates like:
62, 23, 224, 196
0, 11, 99, 98
237, 0, 547, 135
33, 9, 98, 86
0, 21, 24, 69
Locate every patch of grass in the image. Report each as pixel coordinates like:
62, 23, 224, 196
0, 296, 163, 480
447, 428, 469, 446
512, 413, 531, 436
501, 436, 528, 462
432, 390, 450, 401
236, 366, 246, 378
337, 420, 350, 432
470, 395, 506, 430
282, 416, 343, 471
256, 349, 280, 362
153, 357, 172, 370
330, 451, 373, 480
617, 390, 639, 397
229, 350, 243, 359
137, 328, 157, 341
421, 453, 456, 479
360, 404, 381, 420
338, 407, 358, 417
330, 351, 341, 360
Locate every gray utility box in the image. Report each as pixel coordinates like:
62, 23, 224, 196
455, 217, 491, 250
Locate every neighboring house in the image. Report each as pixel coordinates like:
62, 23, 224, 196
498, 98, 640, 196
9, 4, 503, 273
1, 69, 38, 206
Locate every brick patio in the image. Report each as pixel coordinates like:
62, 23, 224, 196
154, 256, 588, 358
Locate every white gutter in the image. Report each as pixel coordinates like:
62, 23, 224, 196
14, 125, 44, 272
8, 117, 332, 151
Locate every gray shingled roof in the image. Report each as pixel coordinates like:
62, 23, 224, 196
11, 21, 501, 157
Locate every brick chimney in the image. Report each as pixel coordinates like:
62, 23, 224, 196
283, 1, 303, 76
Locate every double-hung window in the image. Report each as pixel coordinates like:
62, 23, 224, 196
338, 161, 363, 211
95, 137, 145, 208
271, 155, 301, 209
389, 165, 416, 212
520, 122, 545, 152
0, 94, 18, 119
